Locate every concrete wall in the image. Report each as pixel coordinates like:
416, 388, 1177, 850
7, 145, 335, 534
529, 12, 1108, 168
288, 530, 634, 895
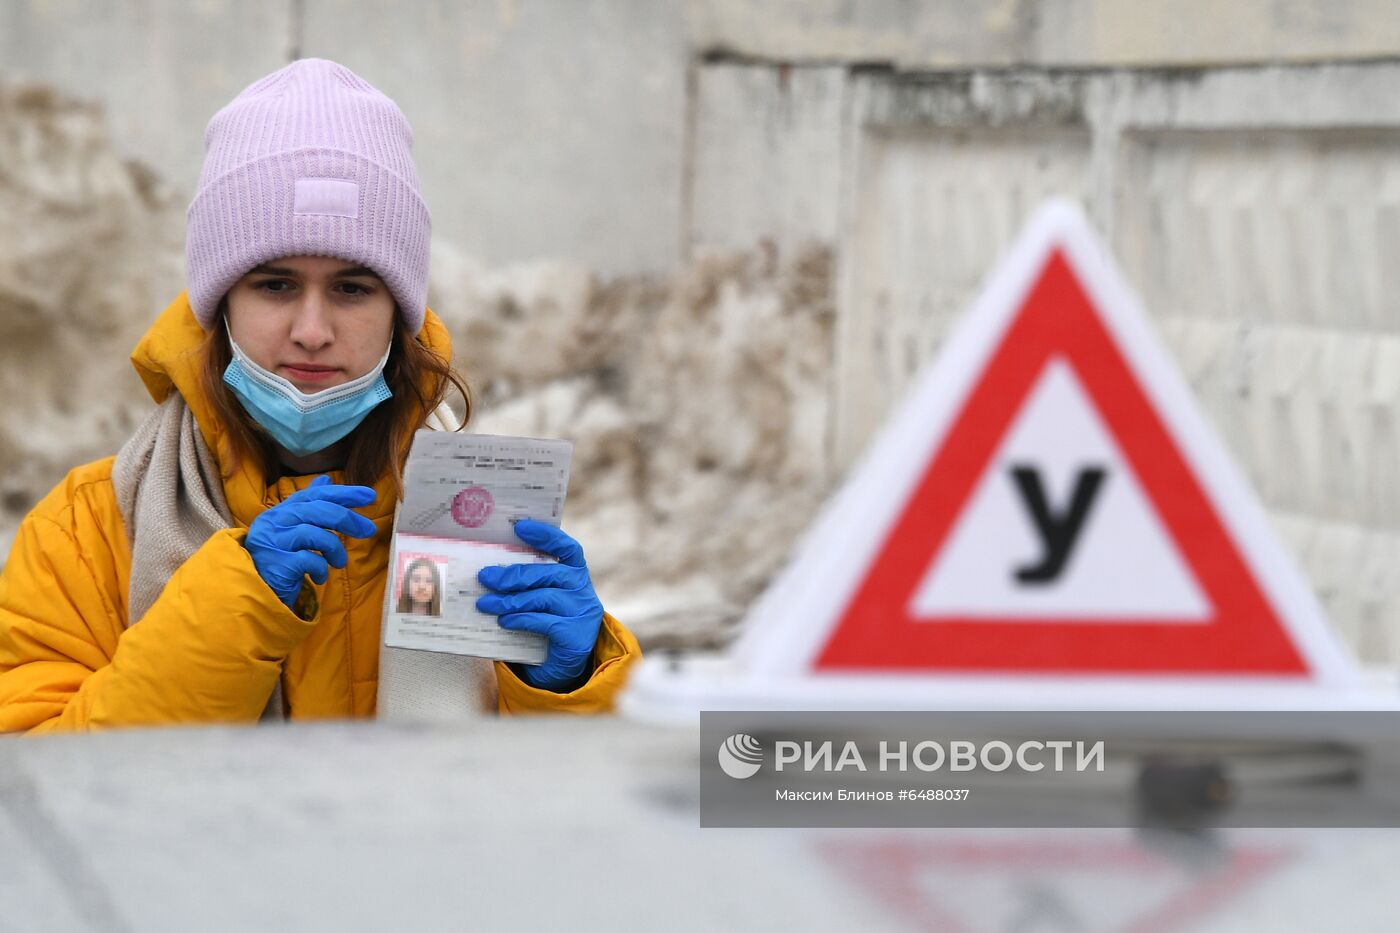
0, 0, 688, 276
302, 0, 688, 275
691, 60, 1400, 661
4, 1, 1398, 276
690, 0, 1400, 70
0, 0, 290, 203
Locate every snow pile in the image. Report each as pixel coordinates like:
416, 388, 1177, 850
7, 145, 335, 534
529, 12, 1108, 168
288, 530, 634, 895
0, 80, 185, 558
428, 242, 837, 649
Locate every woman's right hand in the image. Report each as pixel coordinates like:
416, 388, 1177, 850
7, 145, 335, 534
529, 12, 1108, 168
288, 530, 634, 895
244, 474, 378, 608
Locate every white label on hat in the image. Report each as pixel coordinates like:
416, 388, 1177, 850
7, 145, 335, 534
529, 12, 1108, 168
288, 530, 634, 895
294, 178, 359, 218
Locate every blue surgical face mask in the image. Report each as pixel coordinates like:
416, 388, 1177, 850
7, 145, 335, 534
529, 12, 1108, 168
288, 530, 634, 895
221, 321, 393, 457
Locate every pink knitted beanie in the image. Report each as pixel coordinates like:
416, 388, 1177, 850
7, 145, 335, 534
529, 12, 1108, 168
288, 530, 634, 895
185, 58, 431, 334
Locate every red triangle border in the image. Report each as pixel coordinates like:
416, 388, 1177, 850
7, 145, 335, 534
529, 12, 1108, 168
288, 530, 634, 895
815, 250, 1309, 677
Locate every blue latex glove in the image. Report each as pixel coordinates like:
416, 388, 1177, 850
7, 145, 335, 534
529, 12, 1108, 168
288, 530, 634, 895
476, 520, 604, 692
245, 474, 378, 609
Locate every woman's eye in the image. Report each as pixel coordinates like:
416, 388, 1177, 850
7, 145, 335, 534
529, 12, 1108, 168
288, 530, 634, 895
252, 280, 372, 296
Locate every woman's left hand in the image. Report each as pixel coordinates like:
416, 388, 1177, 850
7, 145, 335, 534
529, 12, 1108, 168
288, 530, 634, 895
476, 521, 604, 693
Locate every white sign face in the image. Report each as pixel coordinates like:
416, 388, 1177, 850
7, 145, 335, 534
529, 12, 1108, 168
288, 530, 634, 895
710, 198, 1363, 706
909, 358, 1210, 621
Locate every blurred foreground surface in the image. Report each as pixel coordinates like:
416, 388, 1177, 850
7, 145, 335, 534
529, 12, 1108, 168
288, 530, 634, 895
3, 717, 1400, 932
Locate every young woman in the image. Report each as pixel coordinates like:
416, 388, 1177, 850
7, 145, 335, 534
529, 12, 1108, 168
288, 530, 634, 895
0, 58, 640, 731
397, 559, 443, 617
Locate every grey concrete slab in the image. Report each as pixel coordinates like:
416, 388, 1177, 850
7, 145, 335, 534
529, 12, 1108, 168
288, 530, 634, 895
0, 720, 884, 931
0, 0, 292, 195
821, 62, 1400, 666
3, 719, 1400, 931
0, 791, 95, 932
689, 0, 1400, 70
688, 64, 846, 257
303, 0, 689, 276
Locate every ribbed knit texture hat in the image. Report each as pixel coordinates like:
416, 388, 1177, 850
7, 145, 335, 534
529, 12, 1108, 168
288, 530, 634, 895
185, 58, 431, 334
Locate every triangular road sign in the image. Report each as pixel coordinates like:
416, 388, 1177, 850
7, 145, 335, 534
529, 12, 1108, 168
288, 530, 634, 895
623, 199, 1368, 715
817, 246, 1305, 675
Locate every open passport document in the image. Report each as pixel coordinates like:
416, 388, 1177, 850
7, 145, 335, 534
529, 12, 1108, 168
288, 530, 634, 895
381, 431, 574, 665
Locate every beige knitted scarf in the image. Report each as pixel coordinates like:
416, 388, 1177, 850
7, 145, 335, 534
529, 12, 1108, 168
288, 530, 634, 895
111, 393, 493, 724
112, 393, 285, 721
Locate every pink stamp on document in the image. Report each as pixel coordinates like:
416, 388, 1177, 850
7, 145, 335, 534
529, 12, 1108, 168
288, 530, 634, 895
450, 486, 494, 528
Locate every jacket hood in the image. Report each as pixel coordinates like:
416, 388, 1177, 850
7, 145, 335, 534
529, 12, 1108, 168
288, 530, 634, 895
129, 291, 454, 527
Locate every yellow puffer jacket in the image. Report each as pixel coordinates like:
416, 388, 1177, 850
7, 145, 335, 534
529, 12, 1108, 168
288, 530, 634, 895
0, 292, 640, 732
